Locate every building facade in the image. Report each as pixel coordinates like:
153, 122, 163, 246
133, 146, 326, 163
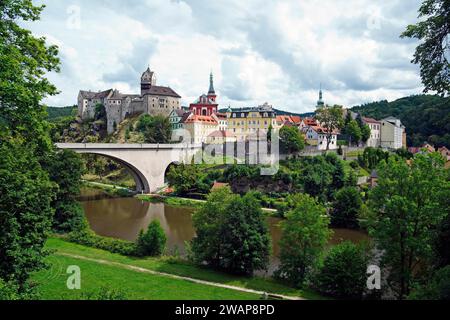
225, 103, 277, 141
189, 73, 218, 116
380, 117, 405, 149
77, 67, 181, 134
363, 117, 381, 148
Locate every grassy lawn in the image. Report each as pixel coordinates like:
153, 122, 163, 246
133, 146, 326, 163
45, 238, 324, 299
33, 254, 260, 300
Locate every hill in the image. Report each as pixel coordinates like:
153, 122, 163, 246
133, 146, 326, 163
46, 105, 77, 121
351, 95, 450, 148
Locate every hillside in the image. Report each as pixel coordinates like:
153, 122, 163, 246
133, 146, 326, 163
351, 95, 450, 148
46, 106, 77, 121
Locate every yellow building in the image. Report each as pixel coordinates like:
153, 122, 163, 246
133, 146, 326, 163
225, 102, 277, 141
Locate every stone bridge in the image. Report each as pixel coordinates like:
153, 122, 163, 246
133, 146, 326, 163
56, 143, 202, 193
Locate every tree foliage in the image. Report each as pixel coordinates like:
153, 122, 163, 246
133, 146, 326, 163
44, 150, 85, 233
191, 187, 270, 275
401, 0, 450, 95
136, 114, 172, 143
331, 187, 362, 228
136, 220, 167, 257
316, 241, 368, 299
275, 194, 331, 287
367, 153, 450, 299
0, 141, 55, 292
279, 125, 305, 154
315, 105, 344, 150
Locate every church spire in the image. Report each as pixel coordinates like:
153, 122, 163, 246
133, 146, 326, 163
208, 71, 215, 94
317, 83, 324, 107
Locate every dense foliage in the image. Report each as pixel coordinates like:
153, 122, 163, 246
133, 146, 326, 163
45, 150, 85, 233
331, 187, 362, 228
279, 125, 305, 153
0, 0, 61, 296
315, 242, 368, 299
401, 0, 450, 95
136, 220, 167, 257
46, 106, 77, 121
136, 114, 172, 143
367, 153, 450, 299
0, 141, 55, 293
351, 95, 450, 147
275, 194, 331, 287
315, 105, 344, 150
191, 187, 270, 275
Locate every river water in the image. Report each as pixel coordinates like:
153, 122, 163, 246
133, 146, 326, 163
80, 188, 369, 274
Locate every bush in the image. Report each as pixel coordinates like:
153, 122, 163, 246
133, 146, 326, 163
331, 187, 362, 228
136, 220, 167, 257
409, 266, 450, 300
67, 229, 137, 256
315, 241, 368, 299
82, 286, 128, 300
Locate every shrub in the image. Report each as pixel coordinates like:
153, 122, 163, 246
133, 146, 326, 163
136, 220, 167, 257
315, 241, 368, 299
331, 187, 362, 228
67, 229, 137, 256
409, 266, 450, 300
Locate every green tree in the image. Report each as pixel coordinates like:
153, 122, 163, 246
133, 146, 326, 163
315, 105, 344, 150
401, 0, 450, 95
360, 124, 371, 143
0, 0, 60, 150
136, 114, 172, 143
409, 265, 450, 300
0, 0, 60, 295
345, 119, 362, 146
44, 150, 85, 233
279, 125, 305, 154
0, 141, 55, 293
136, 220, 167, 256
166, 164, 210, 195
276, 194, 332, 287
367, 153, 450, 299
331, 187, 363, 228
192, 188, 270, 275
316, 241, 368, 299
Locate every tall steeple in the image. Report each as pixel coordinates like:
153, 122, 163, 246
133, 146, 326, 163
208, 71, 215, 95
317, 83, 324, 108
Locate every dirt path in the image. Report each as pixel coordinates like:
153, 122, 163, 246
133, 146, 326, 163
57, 252, 304, 300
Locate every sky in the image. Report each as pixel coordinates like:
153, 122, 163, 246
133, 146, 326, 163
26, 0, 425, 114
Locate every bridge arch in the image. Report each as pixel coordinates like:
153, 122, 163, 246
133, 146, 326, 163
57, 143, 202, 193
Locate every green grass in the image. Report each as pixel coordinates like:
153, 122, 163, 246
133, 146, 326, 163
136, 195, 204, 208
45, 238, 324, 299
33, 254, 259, 300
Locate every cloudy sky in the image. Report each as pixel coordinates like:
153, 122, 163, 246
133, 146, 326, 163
27, 0, 424, 113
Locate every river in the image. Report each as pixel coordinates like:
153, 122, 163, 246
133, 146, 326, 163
80, 187, 369, 275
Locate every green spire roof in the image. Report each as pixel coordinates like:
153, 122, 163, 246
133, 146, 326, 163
208, 72, 215, 94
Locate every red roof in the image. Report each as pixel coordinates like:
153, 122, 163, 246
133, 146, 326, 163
184, 115, 218, 124
363, 117, 381, 124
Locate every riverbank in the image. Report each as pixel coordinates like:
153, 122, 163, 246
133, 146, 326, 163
36, 237, 325, 300
136, 194, 279, 215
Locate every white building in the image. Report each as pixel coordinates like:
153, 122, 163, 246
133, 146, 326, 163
182, 114, 219, 144
303, 124, 338, 150
380, 117, 405, 149
212, 112, 228, 131
363, 117, 381, 147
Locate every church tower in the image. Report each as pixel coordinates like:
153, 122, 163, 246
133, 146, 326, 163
207, 72, 216, 102
317, 84, 324, 108
141, 66, 156, 95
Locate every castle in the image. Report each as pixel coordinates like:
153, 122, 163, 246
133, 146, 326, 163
77, 67, 181, 134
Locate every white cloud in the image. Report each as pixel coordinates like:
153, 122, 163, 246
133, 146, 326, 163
27, 0, 424, 112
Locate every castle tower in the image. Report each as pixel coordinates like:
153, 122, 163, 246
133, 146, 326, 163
141, 66, 156, 95
207, 71, 216, 102
317, 83, 324, 108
